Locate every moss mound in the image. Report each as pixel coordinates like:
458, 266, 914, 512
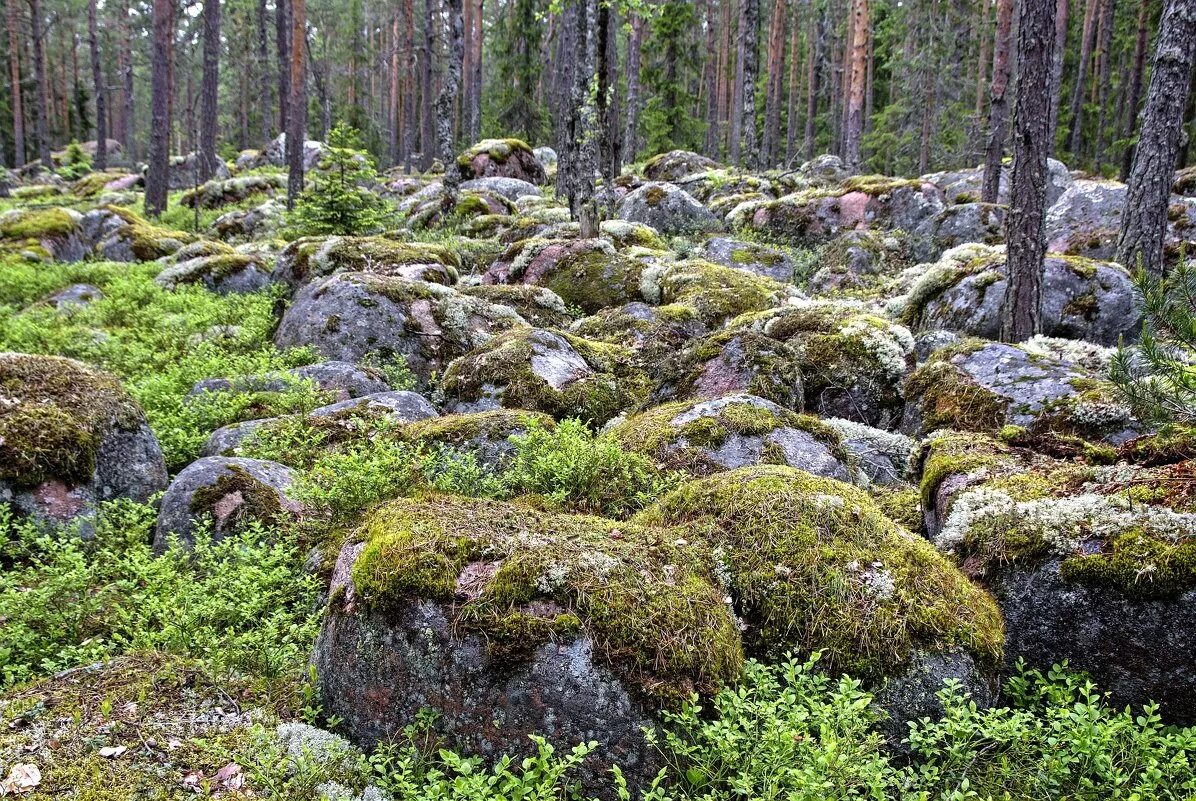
403, 409, 554, 450
634, 465, 1004, 679
0, 207, 79, 242
280, 236, 461, 285
347, 494, 744, 701
0, 353, 145, 487
645, 259, 794, 326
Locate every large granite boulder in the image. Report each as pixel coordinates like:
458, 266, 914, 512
482, 238, 645, 314
641, 150, 720, 182
615, 182, 721, 236
456, 139, 548, 185
274, 236, 461, 288
701, 237, 796, 283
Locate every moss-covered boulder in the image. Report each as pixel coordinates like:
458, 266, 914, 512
274, 272, 528, 385
611, 393, 856, 481
459, 176, 542, 201
0, 207, 88, 261
902, 338, 1140, 444
651, 329, 804, 410
909, 202, 1007, 263
92, 206, 195, 262
701, 236, 796, 283
46, 283, 104, 312
275, 236, 461, 288
729, 300, 915, 428
155, 242, 275, 294
210, 198, 285, 242
482, 238, 645, 314
0, 353, 168, 529
180, 173, 286, 209
634, 465, 1004, 732
675, 170, 777, 205
570, 302, 708, 365
924, 434, 1196, 721
642, 259, 797, 327
824, 417, 917, 487
313, 494, 742, 793
439, 328, 650, 426
153, 456, 300, 550
641, 149, 720, 182
615, 182, 721, 236
456, 139, 547, 185
598, 219, 667, 251
458, 283, 574, 328
403, 409, 555, 469
895, 243, 1140, 347
805, 229, 910, 296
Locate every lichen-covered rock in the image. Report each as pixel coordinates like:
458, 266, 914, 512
483, 238, 645, 314
923, 435, 1196, 721
150, 152, 232, 190
314, 495, 742, 794
91, 206, 194, 262
675, 170, 777, 205
459, 284, 574, 328
701, 237, 795, 283
730, 300, 915, 428
806, 230, 910, 295
910, 202, 1007, 263
896, 243, 1140, 347
274, 272, 528, 384
0, 353, 168, 529
903, 338, 1140, 444
439, 328, 650, 425
922, 158, 1071, 208
824, 417, 916, 487
796, 154, 850, 186
180, 173, 286, 209
259, 133, 327, 171
153, 456, 299, 550
611, 394, 856, 481
459, 176, 542, 201
275, 236, 461, 288
570, 302, 707, 365
211, 199, 285, 242
308, 390, 439, 423
651, 329, 804, 410
403, 409, 554, 469
46, 283, 104, 312
456, 139, 547, 185
615, 182, 721, 236
190, 361, 392, 406
642, 259, 798, 327
642, 150, 721, 182
0, 207, 89, 261
634, 465, 1003, 728
155, 245, 275, 295
598, 219, 667, 251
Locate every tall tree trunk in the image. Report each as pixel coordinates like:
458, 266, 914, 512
1065, 0, 1099, 157
982, 0, 1014, 203
803, 7, 823, 160
762, 0, 788, 168
972, 0, 992, 158
626, 12, 645, 159
286, 0, 306, 209
256, 0, 271, 143
436, 0, 464, 170
731, 0, 760, 166
595, 0, 620, 183
8, 0, 25, 166
1002, 0, 1058, 342
1091, 0, 1118, 172
558, 0, 597, 228
1117, 0, 1196, 277
1119, 0, 1151, 179
87, 0, 106, 169
1047, 0, 1069, 151
390, 11, 400, 163
785, 1, 801, 164
119, 0, 133, 155
843, 0, 868, 172
419, 0, 435, 169
198, 0, 221, 180
29, 0, 50, 169
402, 0, 416, 170
467, 0, 483, 143
145, 0, 173, 217
276, 0, 290, 138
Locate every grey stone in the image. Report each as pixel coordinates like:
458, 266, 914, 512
47, 283, 103, 311
459, 177, 542, 201
615, 182, 721, 235
309, 390, 439, 423
702, 237, 795, 282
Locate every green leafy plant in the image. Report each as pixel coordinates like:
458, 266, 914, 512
285, 122, 394, 237
57, 141, 93, 180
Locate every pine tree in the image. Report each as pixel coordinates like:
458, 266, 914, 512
641, 0, 704, 154
285, 122, 393, 237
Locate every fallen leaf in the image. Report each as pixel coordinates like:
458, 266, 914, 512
1, 763, 41, 795
213, 762, 243, 790
181, 771, 203, 792
167, 739, 183, 751
98, 745, 127, 759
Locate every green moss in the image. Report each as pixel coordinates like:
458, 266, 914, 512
633, 465, 1004, 679
1061, 533, 1196, 599
654, 259, 791, 326
1119, 426, 1196, 466
289, 236, 462, 284
403, 409, 555, 449
657, 329, 804, 409
872, 485, 923, 533
0, 353, 144, 487
72, 170, 133, 198
918, 431, 1015, 509
102, 206, 195, 260
905, 359, 1009, 434
188, 465, 286, 532
643, 185, 668, 206
348, 494, 744, 701
0, 208, 78, 241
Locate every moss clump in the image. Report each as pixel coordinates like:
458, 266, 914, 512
918, 430, 1015, 509
188, 465, 287, 532
72, 170, 134, 198
610, 396, 849, 477
655, 329, 803, 409
872, 485, 923, 533
402, 409, 555, 449
348, 494, 744, 701
1119, 427, 1196, 466
0, 207, 79, 241
1061, 532, 1196, 600
649, 259, 793, 326
0, 353, 144, 487
285, 236, 462, 285
905, 359, 1009, 434
633, 465, 1004, 679
438, 328, 651, 427
545, 245, 645, 314
102, 205, 195, 260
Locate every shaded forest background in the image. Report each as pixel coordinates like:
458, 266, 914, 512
0, 0, 1191, 179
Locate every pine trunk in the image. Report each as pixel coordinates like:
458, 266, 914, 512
120, 0, 133, 154
8, 0, 24, 166
1047, 0, 1069, 150
256, 0, 271, 143
843, 0, 868, 171
402, 0, 416, 170
761, 0, 786, 167
1002, 0, 1058, 342
1116, 0, 1196, 276
198, 0, 221, 180
558, 0, 597, 228
731, 0, 760, 166
625, 13, 645, 160
803, 7, 823, 160
286, 0, 306, 208
436, 0, 464, 169
595, 0, 620, 182
276, 0, 290, 137
972, 0, 991, 155
29, 0, 50, 169
87, 0, 106, 169
1119, 0, 1151, 179
785, 1, 801, 164
419, 0, 435, 169
982, 0, 1014, 203
145, 0, 173, 217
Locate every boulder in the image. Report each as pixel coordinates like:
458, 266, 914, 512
153, 456, 300, 550
180, 174, 286, 209
701, 237, 795, 283
921, 158, 1071, 208
641, 259, 798, 328
910, 202, 1007, 263
570, 302, 708, 365
650, 329, 804, 411
614, 182, 721, 235
796, 154, 850, 186
0, 353, 168, 530
211, 199, 285, 242
611, 393, 857, 482
823, 417, 916, 487
402, 409, 555, 469
897, 243, 1140, 347
46, 283, 103, 312
261, 133, 327, 171
642, 150, 721, 182
274, 236, 461, 288
274, 272, 527, 384
152, 152, 232, 191
532, 145, 557, 170
459, 284, 575, 328
459, 176, 542, 201
155, 246, 274, 295
482, 238, 645, 314
0, 207, 90, 261
308, 390, 439, 423
439, 328, 650, 426
456, 139, 548, 185
805, 230, 910, 295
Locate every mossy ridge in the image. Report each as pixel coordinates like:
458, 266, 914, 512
438, 328, 650, 426
897, 247, 1005, 328
288, 236, 462, 285
457, 137, 535, 167
0, 352, 145, 487
917, 430, 1018, 509
0, 207, 79, 242
71, 170, 134, 198
347, 493, 744, 702
238, 406, 401, 468
1119, 426, 1196, 466
632, 465, 1004, 679
904, 355, 1009, 434
610, 396, 849, 476
650, 259, 792, 326
402, 409, 555, 449
102, 205, 196, 260
541, 243, 645, 314
459, 283, 573, 327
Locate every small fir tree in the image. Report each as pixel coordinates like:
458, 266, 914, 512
1111, 259, 1196, 424
285, 122, 393, 237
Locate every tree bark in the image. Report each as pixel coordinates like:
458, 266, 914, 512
198, 0, 221, 180
785, 0, 801, 164
843, 0, 868, 172
626, 12, 645, 159
731, 0, 760, 166
557, 0, 597, 230
982, 0, 1014, 203
595, 0, 620, 182
973, 0, 992, 134
1046, 0, 1069, 151
402, 0, 416, 170
1092, 0, 1118, 172
467, 0, 483, 144
276, 0, 291, 138
419, 0, 435, 169
803, 7, 823, 160
1002, 0, 1058, 342
145, 0, 174, 217
762, 0, 788, 168
1117, 0, 1196, 277
119, 0, 133, 155
436, 0, 464, 168
8, 0, 24, 167
28, 0, 50, 169
286, 0, 306, 209
1119, 0, 1151, 179
1065, 0, 1099, 157
256, 0, 271, 143
87, 0, 106, 169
